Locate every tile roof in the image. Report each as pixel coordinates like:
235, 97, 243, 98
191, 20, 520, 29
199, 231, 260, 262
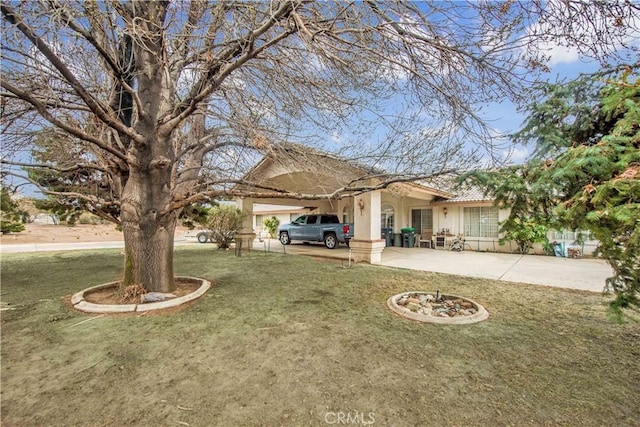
416, 174, 494, 203
446, 185, 494, 203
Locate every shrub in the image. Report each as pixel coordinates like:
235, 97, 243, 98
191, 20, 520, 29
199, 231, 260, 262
78, 213, 102, 225
262, 216, 280, 238
206, 205, 247, 249
499, 217, 549, 254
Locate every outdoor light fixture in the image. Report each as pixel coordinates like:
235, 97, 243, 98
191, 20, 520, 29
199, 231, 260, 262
358, 198, 365, 215
443, 207, 448, 217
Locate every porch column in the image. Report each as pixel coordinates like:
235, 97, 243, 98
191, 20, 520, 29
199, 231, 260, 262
350, 191, 385, 263
235, 197, 256, 251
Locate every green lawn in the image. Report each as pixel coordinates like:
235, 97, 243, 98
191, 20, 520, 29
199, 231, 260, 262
1, 247, 638, 426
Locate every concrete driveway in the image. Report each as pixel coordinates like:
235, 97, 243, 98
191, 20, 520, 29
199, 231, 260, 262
261, 241, 613, 293
377, 247, 612, 293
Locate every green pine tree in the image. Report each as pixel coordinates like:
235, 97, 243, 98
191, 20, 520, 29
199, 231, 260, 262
0, 187, 27, 234
464, 68, 640, 317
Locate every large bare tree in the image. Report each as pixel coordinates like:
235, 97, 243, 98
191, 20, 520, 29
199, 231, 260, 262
2, 1, 638, 292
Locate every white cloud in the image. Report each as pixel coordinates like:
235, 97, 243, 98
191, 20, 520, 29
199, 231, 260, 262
330, 131, 343, 145
536, 43, 581, 67
502, 146, 529, 164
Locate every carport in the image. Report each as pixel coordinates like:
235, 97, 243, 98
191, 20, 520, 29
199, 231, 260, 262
234, 143, 449, 263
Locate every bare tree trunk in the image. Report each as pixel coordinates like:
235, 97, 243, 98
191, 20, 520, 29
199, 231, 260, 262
120, 134, 177, 293
121, 223, 176, 293
121, 172, 177, 293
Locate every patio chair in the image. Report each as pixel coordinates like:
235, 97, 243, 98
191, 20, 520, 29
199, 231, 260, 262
419, 229, 433, 248
434, 234, 446, 249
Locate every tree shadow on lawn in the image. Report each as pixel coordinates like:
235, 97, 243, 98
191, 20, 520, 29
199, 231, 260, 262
1, 247, 639, 426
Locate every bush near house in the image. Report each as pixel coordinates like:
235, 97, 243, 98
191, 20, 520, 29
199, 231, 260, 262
499, 218, 549, 254
262, 216, 280, 238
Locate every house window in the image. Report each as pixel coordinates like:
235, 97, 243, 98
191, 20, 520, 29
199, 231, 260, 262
381, 204, 395, 230
411, 209, 433, 232
342, 206, 349, 224
464, 207, 499, 238
255, 215, 264, 229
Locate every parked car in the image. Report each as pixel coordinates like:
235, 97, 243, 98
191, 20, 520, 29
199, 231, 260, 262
278, 214, 353, 249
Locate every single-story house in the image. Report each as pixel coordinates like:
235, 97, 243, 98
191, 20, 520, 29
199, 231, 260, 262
235, 144, 598, 262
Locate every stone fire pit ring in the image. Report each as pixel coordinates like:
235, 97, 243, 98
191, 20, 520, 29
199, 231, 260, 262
387, 291, 489, 325
71, 276, 211, 314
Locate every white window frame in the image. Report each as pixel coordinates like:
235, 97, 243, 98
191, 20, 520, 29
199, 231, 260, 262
464, 206, 499, 238
411, 208, 433, 231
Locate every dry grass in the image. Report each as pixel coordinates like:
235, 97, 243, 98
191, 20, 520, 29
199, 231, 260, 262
1, 247, 639, 426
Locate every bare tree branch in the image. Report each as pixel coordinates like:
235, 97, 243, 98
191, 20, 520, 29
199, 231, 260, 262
1, 3, 139, 142
1, 158, 110, 174
0, 80, 129, 162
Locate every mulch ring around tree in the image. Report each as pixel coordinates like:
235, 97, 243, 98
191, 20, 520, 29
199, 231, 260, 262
84, 280, 200, 305
66, 277, 211, 316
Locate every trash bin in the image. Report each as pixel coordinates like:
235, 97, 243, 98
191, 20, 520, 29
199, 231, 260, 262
552, 242, 564, 257
393, 233, 402, 247
381, 228, 393, 247
401, 227, 415, 248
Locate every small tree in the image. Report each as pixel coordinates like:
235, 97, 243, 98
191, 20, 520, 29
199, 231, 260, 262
499, 218, 549, 254
0, 187, 27, 234
262, 216, 280, 238
207, 205, 247, 250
